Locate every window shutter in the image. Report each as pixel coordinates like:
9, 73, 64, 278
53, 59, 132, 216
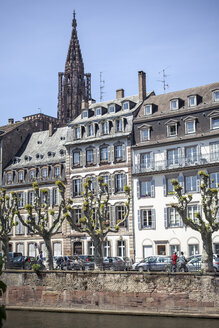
197, 204, 201, 218
96, 147, 100, 164
163, 176, 167, 196
181, 147, 185, 165
164, 208, 168, 229
81, 177, 85, 194
111, 174, 115, 194
178, 174, 184, 194
24, 192, 27, 206
124, 173, 127, 189
178, 148, 182, 165
179, 213, 184, 227
47, 189, 51, 206
111, 145, 114, 162
150, 152, 154, 169
197, 144, 201, 161
122, 143, 126, 161
151, 209, 156, 229
111, 206, 116, 227
138, 210, 142, 230
82, 150, 86, 167
137, 180, 140, 199
79, 151, 82, 167
164, 149, 167, 168
108, 175, 111, 194
151, 179, 155, 197
196, 174, 201, 192
108, 146, 111, 163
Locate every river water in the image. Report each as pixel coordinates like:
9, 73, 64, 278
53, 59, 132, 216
3, 311, 218, 328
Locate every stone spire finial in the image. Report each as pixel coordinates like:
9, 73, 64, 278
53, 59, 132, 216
72, 10, 77, 29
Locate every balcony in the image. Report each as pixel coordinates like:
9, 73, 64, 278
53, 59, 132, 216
132, 152, 219, 174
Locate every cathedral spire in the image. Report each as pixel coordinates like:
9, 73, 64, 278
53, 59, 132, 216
57, 12, 91, 124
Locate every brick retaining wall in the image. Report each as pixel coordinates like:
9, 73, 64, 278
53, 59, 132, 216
1, 271, 219, 317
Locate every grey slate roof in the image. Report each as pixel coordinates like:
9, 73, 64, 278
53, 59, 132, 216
6, 127, 68, 170
136, 82, 219, 121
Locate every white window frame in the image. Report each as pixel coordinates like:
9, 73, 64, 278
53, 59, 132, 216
122, 102, 129, 111
211, 117, 219, 130
185, 120, 195, 134
141, 209, 152, 228
144, 105, 152, 116
82, 110, 88, 119
116, 119, 123, 132
168, 208, 181, 227
100, 146, 108, 162
74, 127, 81, 139
102, 121, 108, 135
86, 149, 94, 164
188, 95, 197, 107
140, 128, 150, 141
73, 179, 82, 197
185, 175, 197, 192
167, 124, 177, 137
170, 99, 179, 111
140, 181, 151, 197
96, 107, 101, 116
109, 105, 115, 113
213, 90, 219, 102
115, 144, 123, 161
73, 151, 80, 166
87, 124, 94, 137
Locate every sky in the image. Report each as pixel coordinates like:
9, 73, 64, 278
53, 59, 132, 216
0, 0, 219, 125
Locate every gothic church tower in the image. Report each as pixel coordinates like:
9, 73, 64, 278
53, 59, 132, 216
57, 12, 91, 124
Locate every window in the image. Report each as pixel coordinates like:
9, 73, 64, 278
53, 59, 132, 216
188, 244, 199, 256
117, 240, 126, 257
102, 121, 108, 135
185, 121, 195, 134
103, 241, 111, 257
185, 175, 197, 192
141, 209, 152, 228
28, 191, 35, 205
96, 107, 101, 116
168, 208, 181, 227
214, 243, 219, 254
16, 243, 24, 254
115, 174, 125, 192
82, 110, 88, 119
41, 168, 48, 179
73, 151, 80, 166
101, 175, 109, 193
140, 153, 151, 169
100, 146, 108, 162
54, 166, 60, 178
115, 144, 123, 161
140, 128, 150, 141
170, 99, 179, 110
187, 205, 199, 223
88, 241, 95, 256
123, 102, 129, 110
144, 105, 152, 116
53, 242, 62, 256
74, 209, 81, 225
87, 124, 94, 137
167, 149, 179, 166
185, 146, 197, 164
15, 217, 24, 235
73, 179, 82, 197
210, 172, 219, 188
167, 179, 174, 194
116, 205, 126, 226
7, 172, 12, 184
17, 192, 24, 208
212, 117, 219, 130
213, 91, 219, 102
210, 142, 219, 161
86, 149, 94, 165
141, 181, 151, 197
52, 188, 60, 205
28, 243, 35, 257
109, 105, 115, 113
29, 169, 36, 181
167, 124, 177, 137
188, 95, 197, 107
170, 245, 180, 256
116, 119, 123, 132
18, 171, 24, 183
74, 127, 80, 139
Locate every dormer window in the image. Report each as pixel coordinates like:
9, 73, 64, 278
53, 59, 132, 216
213, 90, 219, 102
212, 117, 219, 130
29, 169, 36, 181
185, 121, 195, 134
109, 105, 115, 113
122, 102, 129, 111
18, 171, 24, 183
96, 107, 101, 116
87, 124, 94, 137
41, 168, 48, 179
82, 110, 88, 119
7, 172, 12, 184
188, 95, 197, 107
116, 119, 123, 132
167, 124, 177, 137
140, 128, 150, 141
54, 166, 60, 178
170, 99, 179, 111
144, 105, 152, 116
102, 121, 108, 135
74, 127, 80, 139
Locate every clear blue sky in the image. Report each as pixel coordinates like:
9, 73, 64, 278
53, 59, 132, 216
0, 0, 219, 125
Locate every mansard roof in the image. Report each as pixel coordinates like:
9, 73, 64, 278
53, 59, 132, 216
136, 82, 219, 121
6, 127, 68, 170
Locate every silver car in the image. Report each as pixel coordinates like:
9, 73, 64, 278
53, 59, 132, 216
134, 256, 172, 272
187, 254, 219, 272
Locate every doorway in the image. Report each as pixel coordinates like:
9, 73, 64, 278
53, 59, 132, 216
73, 241, 82, 255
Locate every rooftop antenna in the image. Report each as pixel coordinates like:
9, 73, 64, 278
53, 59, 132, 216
37, 107, 42, 114
99, 72, 105, 102
158, 67, 169, 93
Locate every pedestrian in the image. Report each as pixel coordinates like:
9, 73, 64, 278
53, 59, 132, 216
179, 252, 188, 272
172, 252, 178, 272
37, 251, 43, 265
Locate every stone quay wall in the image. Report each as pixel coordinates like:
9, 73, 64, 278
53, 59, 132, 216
1, 271, 219, 317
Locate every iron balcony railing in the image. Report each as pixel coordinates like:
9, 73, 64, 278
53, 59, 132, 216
132, 152, 219, 174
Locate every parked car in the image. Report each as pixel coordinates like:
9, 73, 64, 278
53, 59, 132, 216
79, 255, 95, 270
133, 256, 172, 272
8, 256, 37, 269
55, 256, 83, 270
9, 252, 22, 259
103, 257, 126, 271
187, 254, 219, 272
118, 257, 133, 271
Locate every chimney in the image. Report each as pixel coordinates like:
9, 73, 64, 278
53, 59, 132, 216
116, 89, 124, 99
49, 122, 53, 137
138, 71, 146, 102
81, 99, 89, 110
8, 118, 14, 125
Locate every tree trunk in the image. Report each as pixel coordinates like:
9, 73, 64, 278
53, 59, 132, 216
1, 235, 10, 269
43, 234, 53, 270
93, 237, 103, 270
201, 231, 214, 272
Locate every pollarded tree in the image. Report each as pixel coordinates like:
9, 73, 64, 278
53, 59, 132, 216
16, 181, 66, 270
64, 177, 131, 270
171, 170, 219, 272
0, 189, 18, 269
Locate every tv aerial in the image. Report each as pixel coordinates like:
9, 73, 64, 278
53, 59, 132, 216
158, 67, 170, 93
